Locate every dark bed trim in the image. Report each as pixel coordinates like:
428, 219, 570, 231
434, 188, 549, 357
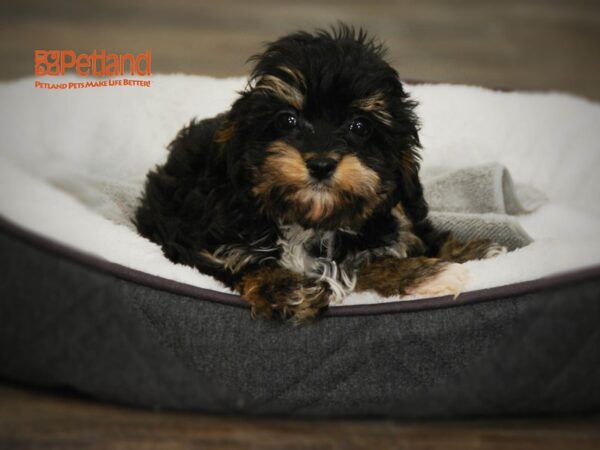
2, 215, 599, 318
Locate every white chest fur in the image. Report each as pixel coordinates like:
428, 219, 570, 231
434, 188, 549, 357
277, 224, 357, 304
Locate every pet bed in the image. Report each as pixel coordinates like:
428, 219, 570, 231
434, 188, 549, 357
0, 75, 599, 417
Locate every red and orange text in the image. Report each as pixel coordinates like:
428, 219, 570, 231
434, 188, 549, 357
34, 50, 152, 77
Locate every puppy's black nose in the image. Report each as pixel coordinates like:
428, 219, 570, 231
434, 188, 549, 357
306, 157, 337, 180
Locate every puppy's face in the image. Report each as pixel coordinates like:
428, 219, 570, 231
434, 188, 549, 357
220, 27, 421, 230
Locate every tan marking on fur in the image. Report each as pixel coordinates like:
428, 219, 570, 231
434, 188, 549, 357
253, 143, 340, 223
236, 270, 272, 319
401, 151, 419, 177
352, 91, 393, 126
331, 155, 383, 222
356, 256, 464, 298
298, 155, 382, 224
296, 155, 381, 221
236, 266, 330, 322
391, 203, 426, 257
253, 144, 383, 227
392, 203, 412, 228
255, 75, 304, 110
214, 122, 236, 144
295, 189, 337, 222
405, 262, 469, 298
277, 65, 306, 90
439, 235, 508, 263
252, 141, 309, 196
333, 155, 380, 198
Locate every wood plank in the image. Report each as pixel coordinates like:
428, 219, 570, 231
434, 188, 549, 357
0, 0, 598, 98
0, 384, 599, 450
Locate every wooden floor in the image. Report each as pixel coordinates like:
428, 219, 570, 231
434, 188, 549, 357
1, 0, 600, 448
1, 384, 599, 450
0, 0, 599, 99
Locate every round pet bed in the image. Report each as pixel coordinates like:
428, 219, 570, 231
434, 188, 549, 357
0, 75, 599, 417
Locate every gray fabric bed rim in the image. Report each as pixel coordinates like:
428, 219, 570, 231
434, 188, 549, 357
1, 215, 599, 317
2, 214, 600, 417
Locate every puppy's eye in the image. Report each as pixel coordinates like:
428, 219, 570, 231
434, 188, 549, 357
349, 118, 372, 138
275, 111, 298, 132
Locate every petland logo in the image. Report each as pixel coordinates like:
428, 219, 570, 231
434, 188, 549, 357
34, 49, 152, 89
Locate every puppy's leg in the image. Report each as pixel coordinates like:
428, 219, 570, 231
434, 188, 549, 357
438, 235, 507, 263
356, 256, 468, 298
236, 266, 331, 323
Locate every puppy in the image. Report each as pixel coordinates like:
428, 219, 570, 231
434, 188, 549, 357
135, 25, 505, 322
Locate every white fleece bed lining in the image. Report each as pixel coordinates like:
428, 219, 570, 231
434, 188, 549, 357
1, 75, 599, 306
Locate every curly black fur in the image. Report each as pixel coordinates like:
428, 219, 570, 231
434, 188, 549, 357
135, 25, 500, 322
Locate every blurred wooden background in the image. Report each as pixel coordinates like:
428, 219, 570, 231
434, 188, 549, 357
2, 384, 600, 450
1, 0, 599, 99
0, 0, 599, 448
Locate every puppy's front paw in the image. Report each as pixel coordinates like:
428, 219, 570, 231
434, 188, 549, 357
237, 268, 331, 323
405, 262, 469, 299
284, 282, 332, 323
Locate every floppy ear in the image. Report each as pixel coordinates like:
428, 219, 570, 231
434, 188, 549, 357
393, 159, 451, 255
387, 88, 449, 253
389, 88, 427, 224
394, 162, 428, 224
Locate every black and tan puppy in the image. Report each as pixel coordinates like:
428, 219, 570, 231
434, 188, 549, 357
135, 25, 505, 322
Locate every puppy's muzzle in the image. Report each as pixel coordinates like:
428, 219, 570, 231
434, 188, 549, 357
306, 157, 337, 180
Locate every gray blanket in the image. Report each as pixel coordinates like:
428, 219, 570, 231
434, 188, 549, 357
423, 163, 545, 250
52, 162, 544, 251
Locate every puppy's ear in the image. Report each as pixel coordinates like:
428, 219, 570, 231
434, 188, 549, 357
389, 87, 427, 224
210, 111, 246, 191
389, 92, 449, 253
213, 118, 236, 146
393, 159, 428, 225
